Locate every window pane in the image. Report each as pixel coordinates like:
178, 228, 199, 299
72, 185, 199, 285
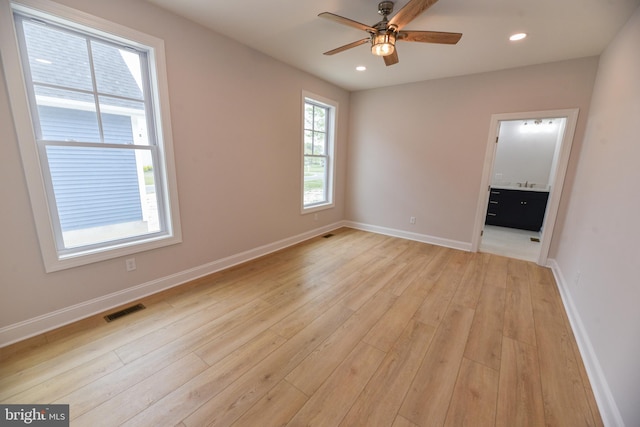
313, 131, 326, 155
99, 96, 148, 145
92, 40, 144, 100
35, 86, 100, 142
22, 20, 93, 91
304, 130, 313, 155
313, 106, 326, 132
45, 145, 160, 249
303, 156, 327, 205
304, 103, 314, 130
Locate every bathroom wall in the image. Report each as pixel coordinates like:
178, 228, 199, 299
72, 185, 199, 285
492, 119, 564, 190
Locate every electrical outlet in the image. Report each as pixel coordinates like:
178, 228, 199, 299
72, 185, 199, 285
125, 258, 136, 272
410, 216, 416, 224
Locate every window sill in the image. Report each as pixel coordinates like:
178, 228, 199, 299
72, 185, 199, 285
45, 233, 182, 273
301, 202, 334, 215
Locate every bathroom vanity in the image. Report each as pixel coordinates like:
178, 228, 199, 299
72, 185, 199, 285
485, 186, 549, 231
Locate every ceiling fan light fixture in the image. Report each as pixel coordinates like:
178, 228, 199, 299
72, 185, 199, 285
371, 31, 396, 56
319, 0, 463, 66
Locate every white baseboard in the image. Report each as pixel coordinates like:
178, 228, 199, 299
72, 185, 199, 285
0, 221, 347, 348
344, 221, 472, 252
548, 259, 625, 427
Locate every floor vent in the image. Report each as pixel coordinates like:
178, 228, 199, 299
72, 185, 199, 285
530, 237, 540, 242
104, 303, 146, 322
323, 233, 334, 238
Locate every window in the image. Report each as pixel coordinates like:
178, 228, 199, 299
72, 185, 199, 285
1, 0, 181, 271
302, 93, 337, 212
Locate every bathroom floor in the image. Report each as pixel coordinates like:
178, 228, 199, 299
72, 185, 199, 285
480, 224, 541, 262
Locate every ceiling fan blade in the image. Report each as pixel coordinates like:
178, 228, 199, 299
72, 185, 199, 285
323, 38, 370, 56
318, 12, 376, 33
383, 50, 399, 66
398, 30, 462, 44
388, 0, 440, 30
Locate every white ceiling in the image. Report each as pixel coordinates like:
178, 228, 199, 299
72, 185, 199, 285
145, 0, 640, 91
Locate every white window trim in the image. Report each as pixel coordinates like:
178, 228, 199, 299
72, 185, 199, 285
0, 0, 182, 272
301, 90, 337, 214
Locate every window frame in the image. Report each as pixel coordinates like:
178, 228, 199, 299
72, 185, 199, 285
301, 91, 337, 213
0, 0, 182, 272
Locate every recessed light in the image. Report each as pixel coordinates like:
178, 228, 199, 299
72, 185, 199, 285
356, 66, 366, 71
35, 58, 52, 64
509, 33, 527, 41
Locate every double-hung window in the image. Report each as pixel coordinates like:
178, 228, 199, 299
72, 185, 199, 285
302, 93, 337, 212
1, 0, 181, 271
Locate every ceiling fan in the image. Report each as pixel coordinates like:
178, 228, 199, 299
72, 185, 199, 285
319, 0, 462, 66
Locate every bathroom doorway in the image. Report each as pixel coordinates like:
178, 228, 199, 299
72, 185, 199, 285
471, 109, 579, 265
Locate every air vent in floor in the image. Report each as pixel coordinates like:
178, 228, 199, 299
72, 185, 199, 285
104, 303, 146, 322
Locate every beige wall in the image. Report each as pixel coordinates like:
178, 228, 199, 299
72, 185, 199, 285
554, 6, 640, 426
0, 0, 349, 331
345, 57, 598, 246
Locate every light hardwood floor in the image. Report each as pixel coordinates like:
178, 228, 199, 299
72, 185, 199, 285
0, 228, 602, 426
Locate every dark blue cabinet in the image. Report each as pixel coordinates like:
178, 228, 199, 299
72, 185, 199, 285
485, 188, 549, 231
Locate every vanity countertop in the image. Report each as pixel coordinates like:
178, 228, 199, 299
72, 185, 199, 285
491, 185, 550, 193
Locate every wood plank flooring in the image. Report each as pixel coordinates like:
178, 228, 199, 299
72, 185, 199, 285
0, 228, 602, 426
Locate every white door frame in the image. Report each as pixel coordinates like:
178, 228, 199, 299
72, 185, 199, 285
471, 108, 580, 266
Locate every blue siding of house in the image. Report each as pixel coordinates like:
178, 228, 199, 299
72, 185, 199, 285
46, 145, 143, 232
38, 106, 135, 144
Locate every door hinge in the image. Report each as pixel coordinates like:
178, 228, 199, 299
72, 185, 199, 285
481, 230, 484, 236
495, 136, 499, 143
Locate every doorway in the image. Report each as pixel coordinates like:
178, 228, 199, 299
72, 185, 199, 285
471, 109, 579, 265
